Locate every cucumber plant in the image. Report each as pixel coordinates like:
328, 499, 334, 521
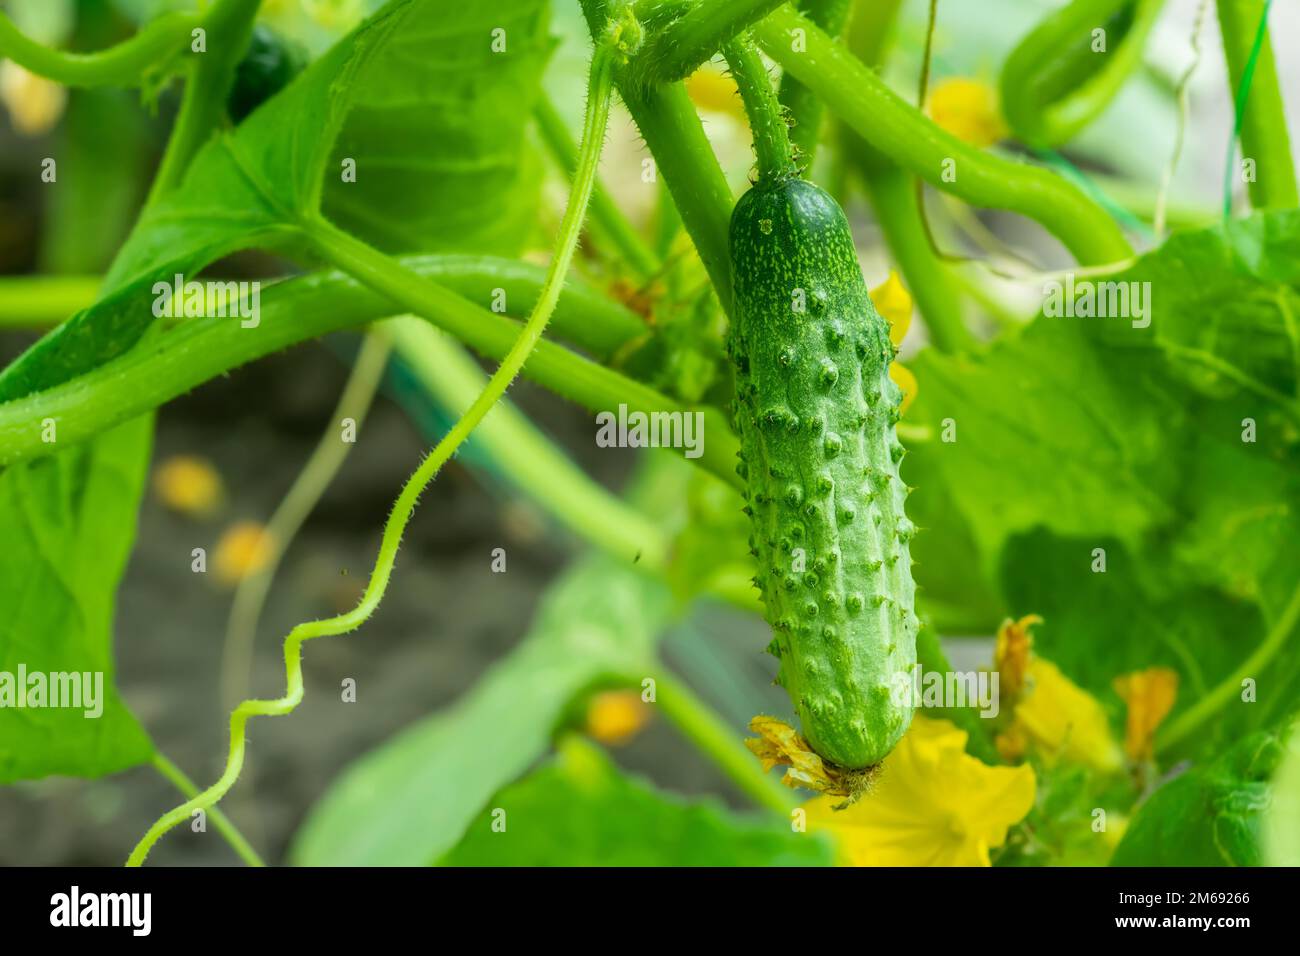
0, 0, 1296, 870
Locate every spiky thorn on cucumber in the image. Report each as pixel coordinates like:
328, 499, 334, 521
722, 37, 919, 801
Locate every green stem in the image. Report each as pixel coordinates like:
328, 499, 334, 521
386, 315, 670, 569
722, 36, 795, 182
581, 1, 736, 313
635, 0, 787, 85
0, 275, 101, 327
1157, 576, 1300, 753
652, 670, 796, 814
0, 9, 198, 87
150, 752, 265, 866
219, 329, 393, 713
999, 0, 1168, 149
125, 45, 620, 867
534, 96, 660, 278
0, 255, 644, 354
306, 223, 742, 489
859, 163, 972, 352
776, 0, 852, 168
0, 258, 739, 488
1216, 0, 1298, 213
840, 0, 969, 353
144, 0, 262, 206
753, 6, 1133, 266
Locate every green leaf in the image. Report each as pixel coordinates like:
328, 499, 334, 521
290, 554, 674, 866
0, 0, 420, 785
437, 737, 833, 866
322, 0, 553, 255
1111, 720, 1294, 866
904, 211, 1300, 746
0, 417, 154, 782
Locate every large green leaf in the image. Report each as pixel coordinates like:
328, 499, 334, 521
438, 738, 832, 867
322, 0, 552, 254
0, 417, 154, 782
905, 211, 1300, 750
291, 554, 674, 866
0, 0, 528, 785
1111, 719, 1294, 866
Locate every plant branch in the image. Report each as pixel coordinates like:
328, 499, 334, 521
0, 9, 198, 87
634, 0, 787, 85
1216, 0, 1298, 212
754, 5, 1133, 266
723, 35, 796, 182
581, 0, 737, 314
125, 44, 622, 867
535, 96, 660, 278
776, 0, 852, 168
150, 752, 265, 866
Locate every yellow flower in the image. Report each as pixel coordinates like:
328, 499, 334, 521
870, 271, 918, 415
805, 716, 1036, 866
585, 690, 651, 745
927, 77, 1008, 148
685, 64, 743, 118
0, 61, 67, 137
153, 454, 224, 519
1004, 658, 1124, 773
871, 270, 913, 346
214, 521, 276, 586
1112, 668, 1178, 764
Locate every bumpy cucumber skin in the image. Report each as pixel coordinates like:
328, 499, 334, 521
727, 177, 918, 769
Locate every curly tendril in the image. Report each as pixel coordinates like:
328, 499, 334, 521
125, 44, 619, 867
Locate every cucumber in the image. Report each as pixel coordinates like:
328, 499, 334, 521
727, 175, 918, 769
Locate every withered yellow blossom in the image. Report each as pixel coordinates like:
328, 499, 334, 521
805, 716, 1036, 866
1112, 668, 1179, 763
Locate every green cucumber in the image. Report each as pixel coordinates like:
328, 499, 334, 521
727, 175, 918, 769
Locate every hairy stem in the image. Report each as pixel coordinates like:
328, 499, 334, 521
776, 0, 852, 168
535, 96, 660, 278
1216, 0, 1298, 212
150, 752, 265, 866
0, 9, 198, 86
219, 329, 393, 713
125, 46, 620, 867
386, 315, 670, 568
635, 0, 787, 85
581, 0, 737, 314
723, 35, 795, 182
754, 6, 1133, 265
